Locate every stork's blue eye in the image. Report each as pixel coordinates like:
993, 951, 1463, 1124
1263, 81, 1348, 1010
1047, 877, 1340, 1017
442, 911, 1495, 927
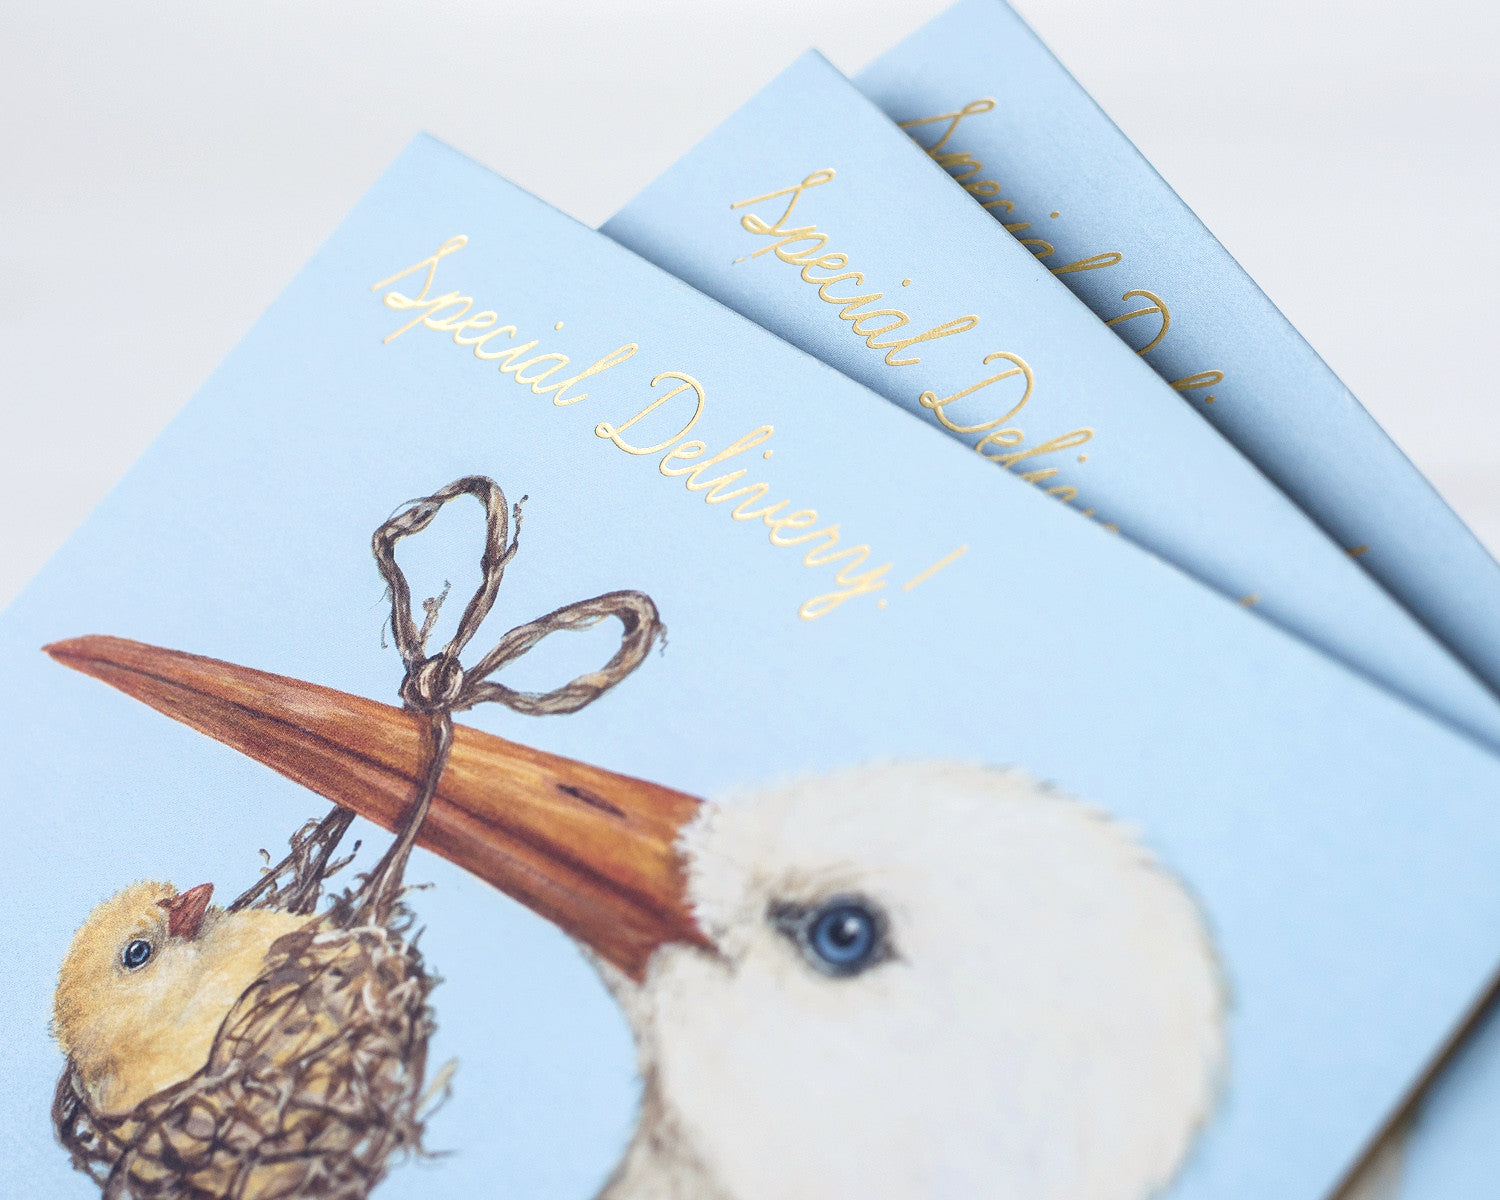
121, 939, 153, 970
772, 896, 888, 977
811, 903, 877, 968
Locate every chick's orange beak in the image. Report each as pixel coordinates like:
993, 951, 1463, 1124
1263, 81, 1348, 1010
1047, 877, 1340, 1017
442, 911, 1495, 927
45, 636, 708, 981
158, 882, 214, 940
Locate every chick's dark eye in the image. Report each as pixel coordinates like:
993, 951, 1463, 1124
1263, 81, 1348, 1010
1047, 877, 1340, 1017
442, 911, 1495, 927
121, 939, 153, 970
774, 897, 887, 977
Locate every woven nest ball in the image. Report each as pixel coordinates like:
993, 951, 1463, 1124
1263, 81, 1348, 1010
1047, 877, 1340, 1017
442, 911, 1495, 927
54, 815, 444, 1200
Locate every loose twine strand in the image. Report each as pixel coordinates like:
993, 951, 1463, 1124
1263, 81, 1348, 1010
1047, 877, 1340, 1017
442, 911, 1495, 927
231, 474, 665, 924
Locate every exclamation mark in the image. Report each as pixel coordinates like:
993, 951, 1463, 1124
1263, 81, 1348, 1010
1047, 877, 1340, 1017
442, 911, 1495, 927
903, 545, 970, 592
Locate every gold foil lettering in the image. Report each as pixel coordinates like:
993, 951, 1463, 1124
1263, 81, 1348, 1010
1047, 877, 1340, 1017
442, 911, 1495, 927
372, 236, 952, 621
731, 170, 837, 239
1105, 290, 1171, 356
595, 372, 706, 455
1050, 252, 1125, 276
918, 351, 1034, 435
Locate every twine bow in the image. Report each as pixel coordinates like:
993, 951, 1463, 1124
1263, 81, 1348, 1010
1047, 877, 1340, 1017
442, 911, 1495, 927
355, 475, 665, 918
231, 476, 664, 922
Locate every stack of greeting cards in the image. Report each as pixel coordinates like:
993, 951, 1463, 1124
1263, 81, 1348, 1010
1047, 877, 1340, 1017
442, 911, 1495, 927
5, 3, 1498, 1198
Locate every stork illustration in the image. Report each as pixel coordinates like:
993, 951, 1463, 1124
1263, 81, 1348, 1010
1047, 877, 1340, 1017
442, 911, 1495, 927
47, 633, 1225, 1200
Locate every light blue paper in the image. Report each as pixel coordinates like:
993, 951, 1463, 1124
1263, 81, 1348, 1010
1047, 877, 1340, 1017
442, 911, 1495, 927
6, 137, 1500, 1200
1397, 996, 1500, 1198
601, 52, 1500, 764
856, 0, 1500, 714
856, 9, 1500, 1194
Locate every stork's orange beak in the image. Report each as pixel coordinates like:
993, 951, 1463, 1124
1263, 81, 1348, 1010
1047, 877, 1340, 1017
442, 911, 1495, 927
158, 881, 213, 940
44, 635, 709, 981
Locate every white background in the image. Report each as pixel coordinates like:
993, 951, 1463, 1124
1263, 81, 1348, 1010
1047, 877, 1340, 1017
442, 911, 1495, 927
2, 0, 1497, 608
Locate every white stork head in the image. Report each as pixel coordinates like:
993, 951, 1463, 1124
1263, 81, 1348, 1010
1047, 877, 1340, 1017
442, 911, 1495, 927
48, 639, 1227, 1200
600, 762, 1225, 1200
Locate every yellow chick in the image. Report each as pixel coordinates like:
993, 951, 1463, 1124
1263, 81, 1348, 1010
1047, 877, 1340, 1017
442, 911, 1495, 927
53, 881, 308, 1113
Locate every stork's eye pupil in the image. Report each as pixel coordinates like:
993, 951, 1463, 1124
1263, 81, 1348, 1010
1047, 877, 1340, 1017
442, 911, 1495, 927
776, 898, 885, 977
121, 939, 153, 970
815, 908, 871, 959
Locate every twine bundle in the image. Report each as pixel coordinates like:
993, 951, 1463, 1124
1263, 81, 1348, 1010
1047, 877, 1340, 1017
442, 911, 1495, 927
54, 476, 665, 1199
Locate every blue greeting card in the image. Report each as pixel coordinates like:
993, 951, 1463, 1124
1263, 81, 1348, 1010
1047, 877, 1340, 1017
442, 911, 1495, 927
1391, 998, 1500, 1199
7, 136, 1500, 1200
856, 9, 1500, 1195
599, 52, 1500, 763
856, 0, 1500, 710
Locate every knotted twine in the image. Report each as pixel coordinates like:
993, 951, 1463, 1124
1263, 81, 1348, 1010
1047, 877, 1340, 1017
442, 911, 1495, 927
54, 475, 665, 1200
353, 474, 664, 923
229, 474, 665, 922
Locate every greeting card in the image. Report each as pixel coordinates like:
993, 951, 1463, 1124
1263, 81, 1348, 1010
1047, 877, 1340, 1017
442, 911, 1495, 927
856, 0, 1500, 701
856, 9, 1500, 1192
600, 52, 1500, 759
5, 136, 1500, 1200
